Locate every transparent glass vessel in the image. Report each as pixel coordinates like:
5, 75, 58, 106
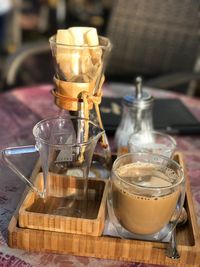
107, 153, 185, 241
2, 116, 104, 217
49, 34, 113, 178
115, 90, 154, 156
2, 116, 103, 195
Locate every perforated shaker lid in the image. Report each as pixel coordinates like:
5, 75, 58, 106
123, 77, 154, 107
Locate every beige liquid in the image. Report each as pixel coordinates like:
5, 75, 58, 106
113, 163, 180, 235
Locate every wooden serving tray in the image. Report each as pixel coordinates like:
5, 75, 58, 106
8, 152, 200, 267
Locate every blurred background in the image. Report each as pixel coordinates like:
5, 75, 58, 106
0, 0, 200, 97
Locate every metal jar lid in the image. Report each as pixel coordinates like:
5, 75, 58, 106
123, 77, 154, 108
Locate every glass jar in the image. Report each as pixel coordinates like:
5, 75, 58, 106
115, 78, 154, 155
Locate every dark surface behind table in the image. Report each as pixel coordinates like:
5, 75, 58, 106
101, 98, 200, 135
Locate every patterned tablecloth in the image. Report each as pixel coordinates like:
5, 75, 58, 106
0, 83, 199, 267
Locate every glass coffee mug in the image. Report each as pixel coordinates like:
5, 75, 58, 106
1, 116, 104, 214
107, 153, 185, 241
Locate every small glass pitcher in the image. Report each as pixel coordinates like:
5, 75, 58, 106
129, 131, 177, 158
1, 116, 104, 203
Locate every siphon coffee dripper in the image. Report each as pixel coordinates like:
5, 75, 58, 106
49, 31, 112, 178
1, 116, 104, 217
107, 153, 185, 241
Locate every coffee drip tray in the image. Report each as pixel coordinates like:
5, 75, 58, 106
27, 195, 100, 219
18, 173, 108, 236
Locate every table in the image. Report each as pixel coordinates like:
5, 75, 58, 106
0, 83, 200, 267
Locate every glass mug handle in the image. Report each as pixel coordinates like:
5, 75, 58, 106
1, 145, 43, 198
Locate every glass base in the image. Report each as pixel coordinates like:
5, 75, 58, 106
107, 198, 174, 242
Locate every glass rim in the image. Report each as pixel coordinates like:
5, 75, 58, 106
32, 115, 104, 148
49, 35, 112, 49
112, 152, 184, 190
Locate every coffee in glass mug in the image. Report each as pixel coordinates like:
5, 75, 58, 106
107, 153, 185, 241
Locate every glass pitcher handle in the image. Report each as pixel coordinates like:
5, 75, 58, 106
1, 145, 43, 198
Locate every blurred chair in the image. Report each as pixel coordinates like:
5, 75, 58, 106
2, 40, 54, 90
105, 0, 200, 95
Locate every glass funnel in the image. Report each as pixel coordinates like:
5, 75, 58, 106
49, 34, 112, 100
